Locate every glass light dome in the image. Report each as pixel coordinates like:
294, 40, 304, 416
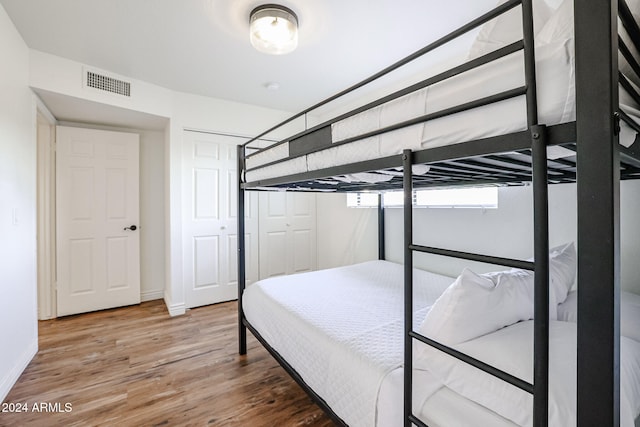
249, 5, 298, 55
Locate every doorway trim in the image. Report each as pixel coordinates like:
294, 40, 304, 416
36, 97, 57, 320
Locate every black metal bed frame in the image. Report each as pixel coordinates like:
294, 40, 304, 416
236, 0, 640, 426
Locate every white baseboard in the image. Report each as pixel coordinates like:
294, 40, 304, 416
140, 289, 164, 302
163, 290, 186, 317
0, 338, 37, 402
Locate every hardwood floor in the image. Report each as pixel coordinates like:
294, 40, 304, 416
1, 300, 335, 427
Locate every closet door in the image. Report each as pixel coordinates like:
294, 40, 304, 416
182, 131, 258, 309
259, 192, 317, 279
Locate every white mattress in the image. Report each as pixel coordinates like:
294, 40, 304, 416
244, 261, 640, 426
416, 320, 640, 427
245, 31, 640, 184
242, 260, 455, 427
325, 39, 577, 166
558, 290, 640, 343
376, 366, 519, 427
419, 384, 519, 427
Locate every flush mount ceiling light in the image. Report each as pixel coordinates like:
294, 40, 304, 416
249, 4, 298, 55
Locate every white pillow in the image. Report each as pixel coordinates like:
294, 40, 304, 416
537, 0, 640, 88
558, 290, 640, 342
419, 243, 576, 345
537, 0, 640, 43
535, 0, 572, 45
468, 0, 554, 59
419, 268, 535, 345
547, 242, 576, 302
520, 242, 576, 307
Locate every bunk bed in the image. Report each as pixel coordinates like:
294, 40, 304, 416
236, 0, 640, 425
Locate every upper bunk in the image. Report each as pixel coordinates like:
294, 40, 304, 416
239, 0, 640, 193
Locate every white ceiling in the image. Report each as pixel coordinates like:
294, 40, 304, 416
2, 0, 497, 122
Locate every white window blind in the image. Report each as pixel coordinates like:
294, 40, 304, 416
347, 187, 498, 208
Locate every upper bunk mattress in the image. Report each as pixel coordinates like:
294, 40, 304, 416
245, 0, 640, 184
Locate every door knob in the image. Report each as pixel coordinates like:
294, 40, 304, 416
124, 225, 138, 231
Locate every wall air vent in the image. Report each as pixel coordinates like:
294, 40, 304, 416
85, 70, 131, 97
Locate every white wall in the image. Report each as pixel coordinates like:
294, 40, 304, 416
138, 130, 166, 301
316, 193, 378, 269
29, 51, 174, 120
621, 180, 640, 293
0, 4, 39, 400
28, 49, 297, 317
383, 181, 640, 294
1, 4, 306, 400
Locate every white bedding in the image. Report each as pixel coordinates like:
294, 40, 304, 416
245, 0, 640, 184
243, 260, 455, 427
415, 320, 640, 427
243, 260, 640, 426
245, 40, 574, 182
419, 385, 519, 427
377, 366, 520, 427
558, 290, 640, 343
329, 38, 576, 159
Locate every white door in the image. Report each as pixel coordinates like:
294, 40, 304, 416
259, 192, 317, 279
56, 126, 140, 316
182, 131, 258, 309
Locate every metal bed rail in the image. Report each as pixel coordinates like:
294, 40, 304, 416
403, 138, 550, 427
241, 0, 522, 154
401, 0, 551, 425
239, 0, 542, 184
239, 0, 542, 366
240, 0, 640, 188
236, 0, 638, 425
239, 0, 537, 358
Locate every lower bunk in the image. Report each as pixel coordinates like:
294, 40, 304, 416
241, 259, 640, 427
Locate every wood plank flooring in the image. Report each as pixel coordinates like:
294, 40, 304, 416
1, 300, 335, 427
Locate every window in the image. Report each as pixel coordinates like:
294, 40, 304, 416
346, 192, 380, 207
347, 187, 498, 209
